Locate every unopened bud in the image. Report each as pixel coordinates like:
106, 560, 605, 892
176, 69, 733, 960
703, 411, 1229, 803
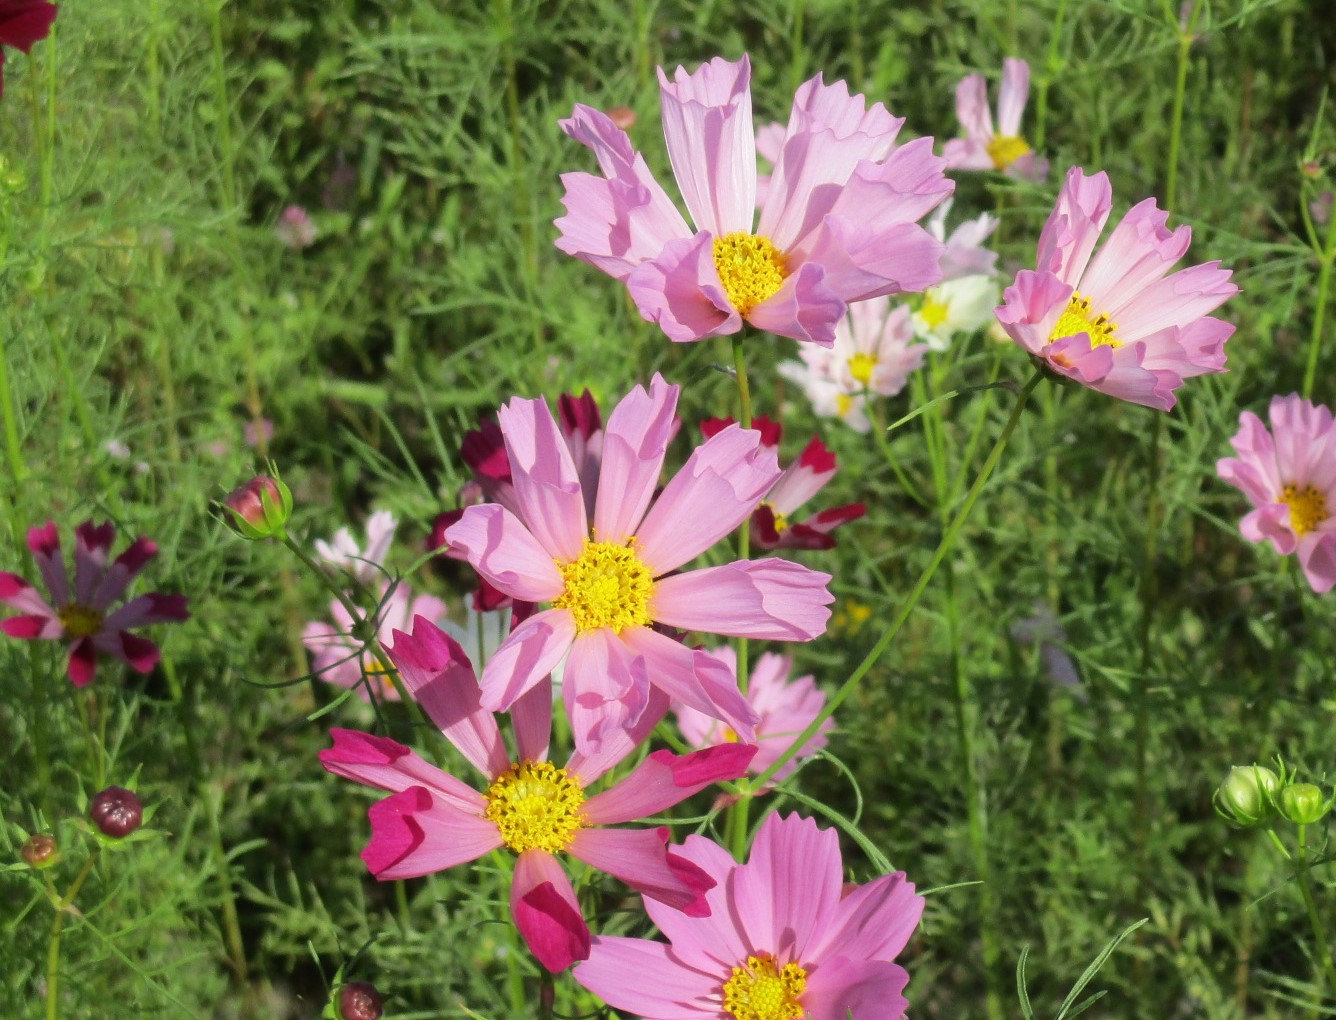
337, 981, 383, 1020
1278, 783, 1331, 825
1300, 159, 1324, 180
21, 833, 59, 868
89, 786, 144, 838
605, 106, 636, 131
221, 474, 293, 540
1214, 765, 1279, 827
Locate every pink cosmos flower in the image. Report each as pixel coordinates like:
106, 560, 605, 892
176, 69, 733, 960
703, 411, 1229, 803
674, 646, 832, 786
1217, 394, 1336, 593
556, 54, 954, 347
701, 415, 864, 551
574, 812, 924, 1020
314, 510, 399, 587
996, 167, 1238, 410
444, 374, 834, 753
927, 198, 999, 281
0, 0, 57, 100
320, 615, 756, 972
303, 580, 448, 701
943, 57, 1048, 182
0, 521, 189, 686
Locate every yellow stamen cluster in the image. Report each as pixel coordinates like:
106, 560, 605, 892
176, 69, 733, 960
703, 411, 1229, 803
721, 953, 808, 1020
986, 134, 1032, 170
484, 760, 587, 854
713, 232, 787, 314
917, 295, 950, 330
847, 352, 878, 387
554, 539, 654, 633
762, 501, 790, 534
363, 657, 397, 698
1050, 292, 1120, 349
1281, 483, 1329, 537
58, 603, 104, 638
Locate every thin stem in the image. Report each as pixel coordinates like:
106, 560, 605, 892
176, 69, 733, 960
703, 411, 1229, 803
1133, 410, 1163, 867
728, 335, 753, 859
1033, 0, 1070, 150
753, 370, 1045, 790
46, 850, 99, 1020
1164, 3, 1199, 211
0, 333, 28, 485
1296, 824, 1336, 995
1301, 196, 1336, 399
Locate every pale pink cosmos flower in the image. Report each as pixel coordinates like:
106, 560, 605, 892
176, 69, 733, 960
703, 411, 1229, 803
320, 616, 756, 972
674, 646, 832, 786
701, 415, 864, 550
574, 812, 924, 1020
444, 374, 834, 753
314, 510, 399, 587
556, 54, 954, 347
1217, 394, 1336, 592
0, 521, 189, 686
943, 57, 1048, 182
926, 198, 999, 281
996, 167, 1238, 410
302, 580, 447, 701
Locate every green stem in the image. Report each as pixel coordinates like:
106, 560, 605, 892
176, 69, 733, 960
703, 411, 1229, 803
0, 331, 28, 485
752, 370, 1045, 790
1165, 3, 1199, 211
208, 2, 236, 210
728, 335, 753, 859
1033, 0, 1069, 150
1133, 410, 1163, 868
1301, 198, 1336, 400
46, 850, 99, 1020
867, 398, 927, 507
1266, 826, 1336, 994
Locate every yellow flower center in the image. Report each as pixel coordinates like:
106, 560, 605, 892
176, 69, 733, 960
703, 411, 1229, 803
835, 393, 855, 418
721, 953, 808, 1020
58, 603, 104, 638
986, 134, 1032, 170
1281, 483, 1328, 537
762, 501, 790, 533
363, 657, 397, 698
1049, 291, 1119, 348
713, 232, 787, 314
918, 294, 950, 330
484, 760, 587, 854
553, 539, 655, 634
722, 727, 740, 743
847, 352, 877, 387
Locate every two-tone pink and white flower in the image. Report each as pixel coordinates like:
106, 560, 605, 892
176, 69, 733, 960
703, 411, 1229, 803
302, 581, 448, 701
0, 521, 189, 686
444, 374, 834, 754
674, 646, 832, 786
996, 167, 1238, 410
943, 57, 1048, 182
701, 415, 864, 551
314, 510, 398, 586
320, 615, 756, 972
574, 812, 924, 1019
556, 54, 954, 346
1217, 394, 1336, 592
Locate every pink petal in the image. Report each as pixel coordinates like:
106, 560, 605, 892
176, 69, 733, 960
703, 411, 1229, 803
1, 613, 58, 639
1108, 260, 1238, 343
101, 593, 189, 631
1039, 333, 1116, 386
444, 504, 564, 602
1036, 167, 1112, 284
809, 871, 924, 963
583, 744, 756, 825
942, 137, 993, 171
498, 397, 588, 562
657, 55, 756, 236
652, 560, 833, 640
594, 373, 679, 544
567, 686, 671, 787
561, 627, 651, 757
635, 423, 779, 574
643, 831, 751, 968
1077, 197, 1190, 310
569, 827, 715, 914
997, 57, 1030, 136
511, 677, 555, 765
27, 521, 69, 607
73, 521, 116, 605
954, 72, 993, 140
619, 627, 758, 742
67, 639, 98, 687
479, 608, 577, 711
1299, 534, 1336, 593
512, 849, 590, 972
802, 957, 911, 1020
767, 437, 837, 513
321, 728, 489, 812
575, 935, 720, 1017
995, 269, 1074, 356
91, 536, 158, 610
0, 573, 56, 617
626, 231, 741, 342
745, 261, 846, 346
110, 631, 161, 674
361, 785, 501, 879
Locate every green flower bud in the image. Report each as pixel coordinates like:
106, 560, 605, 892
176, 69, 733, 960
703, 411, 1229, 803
221, 474, 292, 540
21, 833, 59, 869
1278, 783, 1331, 825
1214, 765, 1280, 827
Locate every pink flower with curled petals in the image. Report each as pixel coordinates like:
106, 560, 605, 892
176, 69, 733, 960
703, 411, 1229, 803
0, 520, 189, 686
444, 374, 834, 754
556, 54, 954, 347
996, 167, 1238, 410
574, 812, 924, 1020
701, 415, 864, 551
0, 0, 57, 101
943, 57, 1048, 182
1217, 394, 1336, 593
302, 580, 448, 701
674, 647, 832, 787
320, 615, 756, 973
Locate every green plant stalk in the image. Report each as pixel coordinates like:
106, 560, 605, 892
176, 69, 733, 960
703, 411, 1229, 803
208, 2, 236, 210
1133, 410, 1163, 866
753, 369, 1045, 791
1165, 4, 1199, 211
46, 850, 99, 1020
1265, 826, 1336, 994
0, 329, 28, 485
209, 788, 251, 991
1301, 200, 1336, 400
1032, 0, 1070, 149
728, 335, 753, 859
867, 398, 927, 507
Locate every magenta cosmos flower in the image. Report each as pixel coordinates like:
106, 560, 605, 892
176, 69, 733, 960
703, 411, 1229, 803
1217, 394, 1336, 592
445, 374, 834, 753
575, 812, 924, 1019
0, 521, 189, 686
943, 57, 1048, 182
701, 415, 864, 551
674, 646, 832, 786
556, 54, 954, 347
996, 167, 1238, 410
320, 615, 756, 972
0, 0, 57, 100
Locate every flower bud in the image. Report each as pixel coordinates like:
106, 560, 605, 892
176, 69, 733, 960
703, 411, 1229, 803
21, 833, 59, 868
337, 982, 383, 1020
1214, 765, 1280, 827
89, 786, 144, 838
1278, 783, 1331, 825
605, 106, 636, 131
221, 474, 293, 540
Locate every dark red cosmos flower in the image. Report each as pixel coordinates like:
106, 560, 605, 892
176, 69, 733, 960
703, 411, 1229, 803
0, 1, 58, 100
